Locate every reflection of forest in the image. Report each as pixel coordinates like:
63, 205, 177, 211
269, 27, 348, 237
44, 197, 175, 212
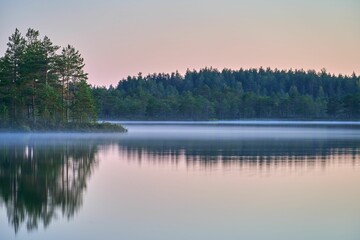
117, 139, 360, 170
0, 139, 99, 233
1, 135, 360, 233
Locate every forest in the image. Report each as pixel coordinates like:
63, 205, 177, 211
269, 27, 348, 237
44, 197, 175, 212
93, 68, 360, 120
1, 29, 360, 124
0, 29, 124, 131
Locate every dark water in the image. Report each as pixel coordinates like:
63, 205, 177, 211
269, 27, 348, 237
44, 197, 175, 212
1, 122, 360, 240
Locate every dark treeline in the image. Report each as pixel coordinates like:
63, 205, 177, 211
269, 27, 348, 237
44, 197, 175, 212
94, 68, 360, 120
0, 28, 97, 130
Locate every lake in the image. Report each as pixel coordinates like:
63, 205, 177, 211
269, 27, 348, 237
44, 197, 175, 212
0, 121, 360, 240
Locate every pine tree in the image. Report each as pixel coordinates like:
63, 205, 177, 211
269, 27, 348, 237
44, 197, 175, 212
72, 80, 96, 123
56, 45, 88, 122
4, 29, 26, 123
0, 28, 98, 129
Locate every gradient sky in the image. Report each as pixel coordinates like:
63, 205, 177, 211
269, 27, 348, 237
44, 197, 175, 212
1, 0, 359, 86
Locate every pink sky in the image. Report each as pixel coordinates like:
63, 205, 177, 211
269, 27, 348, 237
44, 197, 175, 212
1, 0, 359, 86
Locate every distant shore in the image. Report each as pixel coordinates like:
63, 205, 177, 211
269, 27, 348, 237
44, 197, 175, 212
0, 122, 127, 133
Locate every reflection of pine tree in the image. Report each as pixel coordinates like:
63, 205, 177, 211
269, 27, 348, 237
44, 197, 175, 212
0, 141, 99, 233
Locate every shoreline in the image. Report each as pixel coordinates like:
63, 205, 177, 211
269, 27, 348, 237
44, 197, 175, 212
0, 122, 127, 133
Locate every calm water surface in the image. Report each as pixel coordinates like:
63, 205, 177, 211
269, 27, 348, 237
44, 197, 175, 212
0, 121, 360, 240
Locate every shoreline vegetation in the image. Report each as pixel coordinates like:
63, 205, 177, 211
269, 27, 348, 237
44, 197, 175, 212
1, 28, 359, 131
0, 122, 127, 133
0, 28, 126, 133
94, 68, 360, 121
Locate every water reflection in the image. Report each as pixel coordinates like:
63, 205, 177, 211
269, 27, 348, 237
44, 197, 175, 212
1, 126, 360, 236
117, 139, 360, 172
0, 137, 99, 233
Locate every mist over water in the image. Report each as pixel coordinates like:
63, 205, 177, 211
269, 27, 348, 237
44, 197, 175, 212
1, 121, 360, 240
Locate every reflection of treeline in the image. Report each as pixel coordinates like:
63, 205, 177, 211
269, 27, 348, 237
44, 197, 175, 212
94, 68, 360, 120
117, 139, 360, 169
0, 142, 99, 233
